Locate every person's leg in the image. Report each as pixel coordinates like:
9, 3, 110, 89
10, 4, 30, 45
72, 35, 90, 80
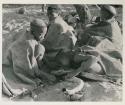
81, 55, 103, 74
65, 55, 103, 79
2, 74, 23, 96
86, 62, 103, 74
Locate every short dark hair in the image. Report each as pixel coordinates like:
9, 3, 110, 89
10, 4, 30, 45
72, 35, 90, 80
101, 7, 114, 19
47, 5, 61, 13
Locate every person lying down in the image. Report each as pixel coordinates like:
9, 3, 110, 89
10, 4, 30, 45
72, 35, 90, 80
2, 19, 56, 97
51, 45, 122, 84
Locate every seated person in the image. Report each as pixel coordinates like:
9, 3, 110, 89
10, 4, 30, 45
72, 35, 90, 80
3, 19, 56, 96
77, 5, 122, 52
42, 4, 77, 69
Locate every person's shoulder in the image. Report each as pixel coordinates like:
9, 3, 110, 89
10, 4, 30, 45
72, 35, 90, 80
54, 16, 68, 26
26, 39, 37, 47
55, 16, 64, 22
49, 16, 72, 33
37, 43, 45, 52
25, 31, 37, 45
27, 40, 45, 51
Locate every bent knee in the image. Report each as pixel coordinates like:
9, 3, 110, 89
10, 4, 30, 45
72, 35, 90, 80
86, 63, 104, 74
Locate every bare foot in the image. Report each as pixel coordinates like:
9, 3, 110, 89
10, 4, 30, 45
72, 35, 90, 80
11, 88, 27, 96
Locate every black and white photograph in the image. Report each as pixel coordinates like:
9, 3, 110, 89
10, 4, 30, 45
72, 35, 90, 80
1, 2, 123, 102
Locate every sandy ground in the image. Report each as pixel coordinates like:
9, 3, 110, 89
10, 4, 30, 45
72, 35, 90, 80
2, 5, 123, 101
2, 80, 122, 101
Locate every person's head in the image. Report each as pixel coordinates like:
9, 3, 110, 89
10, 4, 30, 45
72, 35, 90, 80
30, 19, 47, 41
68, 17, 77, 28
47, 4, 61, 21
100, 5, 116, 20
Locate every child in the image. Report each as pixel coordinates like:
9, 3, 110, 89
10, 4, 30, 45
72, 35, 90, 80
3, 19, 56, 96
42, 5, 77, 70
53, 45, 106, 80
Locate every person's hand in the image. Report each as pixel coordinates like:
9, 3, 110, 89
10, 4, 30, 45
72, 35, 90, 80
64, 73, 74, 80
38, 71, 57, 84
51, 69, 71, 76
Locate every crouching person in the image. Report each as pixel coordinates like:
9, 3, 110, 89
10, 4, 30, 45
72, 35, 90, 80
2, 19, 56, 97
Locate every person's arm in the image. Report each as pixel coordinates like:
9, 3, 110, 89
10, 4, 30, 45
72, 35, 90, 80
34, 43, 45, 69
33, 43, 57, 83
